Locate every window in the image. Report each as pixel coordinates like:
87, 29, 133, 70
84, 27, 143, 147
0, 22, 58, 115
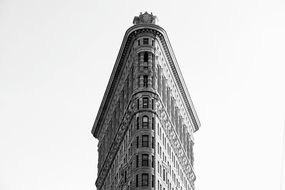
142, 173, 149, 186
136, 174, 139, 187
136, 155, 139, 167
142, 154, 149, 166
137, 117, 139, 129
143, 38, 149, 45
144, 52, 148, 62
142, 135, 149, 147
152, 117, 155, 130
142, 97, 149, 108
152, 136, 155, 148
152, 99, 154, 110
152, 155, 154, 168
142, 116, 149, 128
143, 75, 148, 87
138, 40, 140, 46
136, 136, 139, 148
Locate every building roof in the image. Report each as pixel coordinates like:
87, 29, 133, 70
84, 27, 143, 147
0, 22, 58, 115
91, 13, 200, 138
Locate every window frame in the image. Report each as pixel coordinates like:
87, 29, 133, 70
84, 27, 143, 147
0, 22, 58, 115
142, 97, 149, 108
142, 135, 149, 147
142, 116, 149, 128
142, 173, 149, 186
142, 154, 149, 167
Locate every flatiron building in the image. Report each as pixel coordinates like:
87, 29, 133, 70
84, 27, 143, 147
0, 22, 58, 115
91, 12, 201, 190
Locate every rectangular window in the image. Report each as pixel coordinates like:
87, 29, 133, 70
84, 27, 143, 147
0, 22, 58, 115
138, 40, 140, 46
136, 174, 139, 187
137, 117, 139, 129
152, 155, 154, 168
142, 154, 149, 166
152, 99, 154, 110
143, 75, 148, 87
142, 173, 149, 186
152, 117, 155, 130
142, 97, 149, 108
136, 155, 139, 167
143, 38, 149, 45
152, 136, 154, 148
142, 135, 149, 147
136, 136, 139, 148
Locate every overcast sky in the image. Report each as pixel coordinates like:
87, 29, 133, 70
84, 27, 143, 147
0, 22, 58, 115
1, 0, 285, 190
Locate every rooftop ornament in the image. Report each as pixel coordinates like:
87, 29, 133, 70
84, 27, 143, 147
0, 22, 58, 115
133, 12, 158, 25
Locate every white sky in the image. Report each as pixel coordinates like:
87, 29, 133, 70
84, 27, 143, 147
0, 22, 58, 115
0, 0, 285, 190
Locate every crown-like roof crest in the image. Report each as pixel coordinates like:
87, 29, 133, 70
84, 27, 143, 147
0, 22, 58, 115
133, 12, 158, 25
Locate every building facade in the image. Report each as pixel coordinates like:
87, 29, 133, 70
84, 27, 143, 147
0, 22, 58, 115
91, 12, 201, 190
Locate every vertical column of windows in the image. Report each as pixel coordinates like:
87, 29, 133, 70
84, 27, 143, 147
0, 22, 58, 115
158, 66, 162, 95
148, 53, 152, 87
152, 53, 156, 89
162, 76, 166, 106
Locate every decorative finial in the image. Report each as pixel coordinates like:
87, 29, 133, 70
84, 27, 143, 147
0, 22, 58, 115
133, 12, 158, 25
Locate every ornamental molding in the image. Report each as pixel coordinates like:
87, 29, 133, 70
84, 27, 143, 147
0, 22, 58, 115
96, 106, 134, 190
92, 25, 200, 139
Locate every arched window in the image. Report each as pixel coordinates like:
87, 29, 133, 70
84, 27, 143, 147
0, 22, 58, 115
142, 116, 149, 128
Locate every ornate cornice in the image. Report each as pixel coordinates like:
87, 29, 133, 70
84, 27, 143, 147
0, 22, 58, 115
95, 92, 195, 190
95, 104, 134, 189
91, 24, 200, 139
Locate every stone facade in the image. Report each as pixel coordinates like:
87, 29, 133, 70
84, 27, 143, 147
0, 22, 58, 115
91, 12, 200, 190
